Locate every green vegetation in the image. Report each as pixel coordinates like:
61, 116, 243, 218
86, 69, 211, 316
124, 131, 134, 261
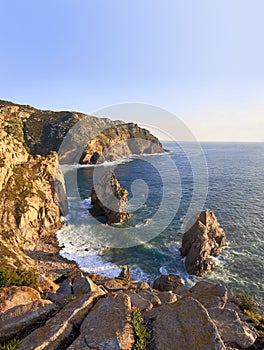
4, 119, 24, 144
131, 307, 150, 350
0, 338, 20, 350
0, 266, 37, 289
235, 293, 264, 336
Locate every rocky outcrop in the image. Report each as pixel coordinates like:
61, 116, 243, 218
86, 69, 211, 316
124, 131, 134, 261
181, 210, 227, 276
0, 127, 67, 269
144, 297, 226, 350
80, 123, 164, 164
0, 287, 58, 343
90, 172, 131, 224
0, 272, 261, 349
69, 292, 134, 350
0, 100, 164, 164
152, 274, 184, 292
17, 291, 104, 350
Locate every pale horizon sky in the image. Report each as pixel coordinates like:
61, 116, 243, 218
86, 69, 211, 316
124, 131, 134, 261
0, 1, 264, 142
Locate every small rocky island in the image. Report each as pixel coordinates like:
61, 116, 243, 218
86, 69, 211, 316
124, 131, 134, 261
89, 172, 131, 224
181, 210, 227, 276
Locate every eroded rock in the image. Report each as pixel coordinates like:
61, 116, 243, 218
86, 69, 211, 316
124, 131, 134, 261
90, 172, 131, 224
153, 274, 184, 292
181, 210, 227, 276
144, 297, 226, 350
69, 292, 134, 350
17, 291, 104, 350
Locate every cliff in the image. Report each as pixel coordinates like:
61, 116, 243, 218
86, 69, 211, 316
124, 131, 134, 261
0, 99, 163, 268
0, 126, 66, 269
0, 100, 164, 164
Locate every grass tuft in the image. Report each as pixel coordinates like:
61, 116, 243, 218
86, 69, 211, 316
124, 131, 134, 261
131, 307, 150, 350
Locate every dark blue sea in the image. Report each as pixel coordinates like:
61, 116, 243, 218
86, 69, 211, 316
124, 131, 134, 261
57, 142, 264, 312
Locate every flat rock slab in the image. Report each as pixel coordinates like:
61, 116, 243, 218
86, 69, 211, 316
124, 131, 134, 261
0, 286, 41, 313
69, 292, 134, 350
17, 291, 104, 350
125, 291, 153, 311
0, 299, 58, 343
104, 279, 128, 291
190, 281, 228, 309
209, 308, 257, 348
144, 297, 226, 350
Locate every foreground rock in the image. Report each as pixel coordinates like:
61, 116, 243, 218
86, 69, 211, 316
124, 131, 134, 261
0, 287, 58, 343
90, 171, 131, 224
17, 291, 104, 350
0, 272, 261, 349
152, 274, 184, 292
69, 292, 134, 350
181, 210, 227, 276
144, 297, 226, 350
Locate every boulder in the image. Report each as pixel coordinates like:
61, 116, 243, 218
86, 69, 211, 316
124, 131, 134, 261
72, 276, 101, 295
69, 292, 134, 350
89, 172, 131, 224
153, 274, 184, 292
117, 265, 132, 282
157, 291, 177, 304
138, 290, 161, 307
209, 308, 257, 349
36, 274, 59, 292
181, 210, 227, 276
189, 281, 228, 309
125, 291, 153, 311
0, 286, 41, 313
17, 291, 104, 350
0, 297, 58, 343
144, 297, 226, 350
104, 279, 128, 292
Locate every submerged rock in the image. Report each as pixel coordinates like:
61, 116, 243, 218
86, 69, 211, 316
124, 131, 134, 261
181, 210, 227, 276
89, 171, 131, 224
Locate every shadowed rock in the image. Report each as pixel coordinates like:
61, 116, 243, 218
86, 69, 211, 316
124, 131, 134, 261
90, 172, 131, 224
181, 210, 227, 276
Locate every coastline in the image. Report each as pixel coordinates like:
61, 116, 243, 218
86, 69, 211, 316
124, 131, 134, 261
25, 233, 78, 280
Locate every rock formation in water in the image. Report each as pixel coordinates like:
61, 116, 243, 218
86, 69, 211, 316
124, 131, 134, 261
1, 271, 261, 349
0, 98, 163, 266
79, 122, 164, 164
0, 100, 164, 164
90, 172, 131, 224
180, 210, 227, 276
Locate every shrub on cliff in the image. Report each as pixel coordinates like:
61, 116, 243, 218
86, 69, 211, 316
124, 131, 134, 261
0, 266, 37, 289
131, 307, 150, 350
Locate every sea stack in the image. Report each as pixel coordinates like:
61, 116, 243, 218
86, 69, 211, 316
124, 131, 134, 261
180, 210, 227, 276
89, 171, 131, 225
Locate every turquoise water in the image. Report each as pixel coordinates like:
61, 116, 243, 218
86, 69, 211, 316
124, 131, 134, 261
57, 142, 264, 312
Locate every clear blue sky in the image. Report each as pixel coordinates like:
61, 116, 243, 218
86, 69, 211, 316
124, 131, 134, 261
1, 0, 263, 141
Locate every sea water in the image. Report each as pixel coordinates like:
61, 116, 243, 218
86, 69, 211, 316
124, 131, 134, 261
56, 142, 264, 312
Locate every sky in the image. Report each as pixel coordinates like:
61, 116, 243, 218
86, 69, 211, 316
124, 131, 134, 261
0, 0, 264, 141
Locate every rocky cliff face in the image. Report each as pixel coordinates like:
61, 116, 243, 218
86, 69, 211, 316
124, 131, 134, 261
0, 99, 163, 266
0, 127, 67, 268
0, 100, 164, 164
80, 123, 164, 164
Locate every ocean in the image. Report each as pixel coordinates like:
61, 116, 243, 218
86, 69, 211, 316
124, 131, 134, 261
57, 142, 264, 312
